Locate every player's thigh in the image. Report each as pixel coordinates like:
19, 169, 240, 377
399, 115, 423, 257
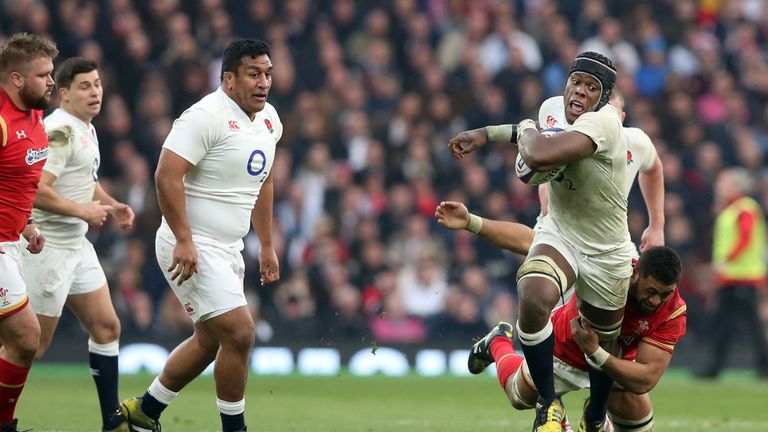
21, 243, 78, 317
574, 245, 635, 324
522, 223, 579, 307
69, 238, 108, 296
157, 235, 248, 324
607, 388, 652, 422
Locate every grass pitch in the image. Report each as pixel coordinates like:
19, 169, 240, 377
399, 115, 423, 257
16, 364, 765, 431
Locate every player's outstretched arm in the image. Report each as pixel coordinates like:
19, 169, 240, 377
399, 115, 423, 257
570, 317, 671, 394
252, 170, 279, 285
435, 201, 533, 255
638, 154, 665, 252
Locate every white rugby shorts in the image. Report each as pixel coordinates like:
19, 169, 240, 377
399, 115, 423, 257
0, 240, 32, 317
517, 356, 591, 396
156, 232, 247, 323
530, 216, 634, 310
22, 237, 107, 317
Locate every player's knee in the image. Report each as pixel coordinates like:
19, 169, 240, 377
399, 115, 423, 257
222, 325, 256, 354
12, 333, 40, 364
89, 317, 121, 344
517, 300, 554, 331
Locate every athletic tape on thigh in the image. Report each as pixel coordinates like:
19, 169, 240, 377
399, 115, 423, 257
608, 410, 654, 432
578, 311, 622, 341
516, 255, 569, 297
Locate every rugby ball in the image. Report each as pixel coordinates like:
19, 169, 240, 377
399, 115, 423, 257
515, 128, 566, 185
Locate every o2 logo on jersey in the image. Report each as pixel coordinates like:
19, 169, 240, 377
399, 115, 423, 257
247, 149, 268, 182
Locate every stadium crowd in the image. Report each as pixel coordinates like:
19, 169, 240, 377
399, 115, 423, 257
2, 0, 767, 350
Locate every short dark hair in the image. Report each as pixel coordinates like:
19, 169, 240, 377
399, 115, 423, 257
569, 51, 616, 110
0, 33, 58, 82
220, 39, 271, 81
55, 57, 98, 90
636, 246, 682, 286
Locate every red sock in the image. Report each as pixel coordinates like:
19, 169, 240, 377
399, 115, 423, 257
0, 357, 30, 422
490, 337, 524, 389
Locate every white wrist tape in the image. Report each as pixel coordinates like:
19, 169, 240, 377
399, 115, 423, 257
585, 346, 610, 369
516, 119, 537, 143
466, 213, 483, 234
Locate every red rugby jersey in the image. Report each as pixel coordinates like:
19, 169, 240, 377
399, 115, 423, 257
0, 88, 48, 242
553, 290, 687, 370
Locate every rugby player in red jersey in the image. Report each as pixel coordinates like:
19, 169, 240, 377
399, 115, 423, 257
471, 247, 685, 432
0, 33, 58, 432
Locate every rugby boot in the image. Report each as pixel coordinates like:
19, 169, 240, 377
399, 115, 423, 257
532, 397, 566, 432
467, 321, 515, 374
120, 397, 161, 432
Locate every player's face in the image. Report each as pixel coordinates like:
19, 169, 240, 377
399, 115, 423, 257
629, 273, 676, 315
562, 72, 602, 124
17, 56, 55, 110
61, 70, 103, 122
227, 54, 272, 117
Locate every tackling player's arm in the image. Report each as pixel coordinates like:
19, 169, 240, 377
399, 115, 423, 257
638, 153, 664, 252
570, 317, 672, 394
251, 169, 279, 285
435, 201, 533, 255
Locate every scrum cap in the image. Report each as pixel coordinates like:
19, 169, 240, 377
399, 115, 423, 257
569, 51, 616, 111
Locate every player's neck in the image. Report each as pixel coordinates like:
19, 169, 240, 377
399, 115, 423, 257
61, 105, 93, 125
0, 85, 31, 112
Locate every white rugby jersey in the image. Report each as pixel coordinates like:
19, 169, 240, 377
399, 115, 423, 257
538, 96, 657, 194
535, 101, 631, 254
159, 88, 282, 248
34, 108, 100, 248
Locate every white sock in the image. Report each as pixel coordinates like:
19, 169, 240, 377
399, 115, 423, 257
88, 339, 119, 356
516, 320, 554, 346
217, 398, 245, 416
148, 377, 178, 405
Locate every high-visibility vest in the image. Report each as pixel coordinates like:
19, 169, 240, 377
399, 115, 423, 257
712, 196, 766, 280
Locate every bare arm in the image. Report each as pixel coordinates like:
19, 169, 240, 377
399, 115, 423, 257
155, 148, 197, 285
518, 128, 596, 171
638, 154, 665, 252
435, 201, 533, 255
155, 149, 193, 242
34, 171, 112, 225
571, 317, 671, 394
252, 170, 279, 285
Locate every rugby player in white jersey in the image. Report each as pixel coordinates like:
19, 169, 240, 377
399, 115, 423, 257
448, 52, 631, 432
22, 57, 134, 432
437, 91, 667, 432
537, 90, 664, 253
120, 39, 281, 432
437, 89, 663, 258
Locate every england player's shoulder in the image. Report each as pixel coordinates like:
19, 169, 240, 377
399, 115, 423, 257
623, 127, 651, 144
538, 96, 565, 129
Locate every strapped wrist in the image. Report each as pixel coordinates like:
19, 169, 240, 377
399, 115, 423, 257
516, 119, 537, 143
466, 213, 483, 234
486, 124, 517, 144
585, 346, 610, 369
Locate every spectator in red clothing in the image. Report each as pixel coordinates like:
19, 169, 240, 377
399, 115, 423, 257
0, 33, 58, 431
697, 168, 768, 378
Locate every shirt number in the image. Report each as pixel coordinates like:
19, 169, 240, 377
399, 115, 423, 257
247, 149, 267, 180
